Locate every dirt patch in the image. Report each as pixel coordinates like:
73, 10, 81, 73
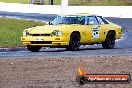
0, 56, 132, 88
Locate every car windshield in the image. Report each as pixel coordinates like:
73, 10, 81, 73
51, 16, 81, 25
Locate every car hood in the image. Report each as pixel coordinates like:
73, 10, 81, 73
27, 25, 73, 34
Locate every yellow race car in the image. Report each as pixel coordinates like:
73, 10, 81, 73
21, 13, 122, 52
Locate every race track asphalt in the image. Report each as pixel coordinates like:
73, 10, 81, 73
0, 12, 132, 58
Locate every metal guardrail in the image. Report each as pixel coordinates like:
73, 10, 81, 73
29, 0, 45, 5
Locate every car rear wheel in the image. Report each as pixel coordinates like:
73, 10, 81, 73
102, 31, 115, 49
27, 46, 41, 52
66, 33, 80, 51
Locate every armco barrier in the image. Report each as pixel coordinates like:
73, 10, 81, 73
0, 2, 132, 18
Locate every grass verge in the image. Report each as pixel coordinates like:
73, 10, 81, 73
0, 0, 132, 5
0, 18, 45, 48
0, 0, 28, 4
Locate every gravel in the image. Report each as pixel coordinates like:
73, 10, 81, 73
0, 56, 132, 88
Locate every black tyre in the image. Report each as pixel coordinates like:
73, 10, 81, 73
102, 31, 115, 49
27, 46, 41, 52
76, 76, 87, 85
66, 33, 80, 51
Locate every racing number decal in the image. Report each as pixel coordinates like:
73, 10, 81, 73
92, 27, 99, 39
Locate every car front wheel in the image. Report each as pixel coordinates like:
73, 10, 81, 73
27, 46, 41, 52
66, 33, 80, 51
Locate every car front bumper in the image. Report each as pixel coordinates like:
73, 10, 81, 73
21, 36, 69, 47
116, 31, 122, 39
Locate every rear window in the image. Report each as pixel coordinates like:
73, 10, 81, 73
97, 16, 109, 24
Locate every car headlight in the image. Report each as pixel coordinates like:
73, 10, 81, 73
52, 30, 63, 36
23, 30, 30, 36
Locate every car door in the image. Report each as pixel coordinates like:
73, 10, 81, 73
96, 16, 110, 42
86, 16, 101, 43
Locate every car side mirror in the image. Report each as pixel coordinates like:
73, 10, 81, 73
89, 21, 94, 25
46, 22, 52, 25
49, 22, 51, 25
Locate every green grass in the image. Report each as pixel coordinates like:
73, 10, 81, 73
0, 0, 132, 5
0, 0, 28, 4
0, 18, 45, 47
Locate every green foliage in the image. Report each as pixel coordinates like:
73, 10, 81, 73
0, 18, 44, 47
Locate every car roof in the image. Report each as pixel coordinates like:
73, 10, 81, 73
66, 13, 96, 16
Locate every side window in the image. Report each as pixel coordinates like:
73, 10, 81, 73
96, 16, 105, 25
80, 16, 85, 25
87, 16, 98, 25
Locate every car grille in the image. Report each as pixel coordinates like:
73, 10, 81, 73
31, 34, 51, 36
30, 41, 52, 44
